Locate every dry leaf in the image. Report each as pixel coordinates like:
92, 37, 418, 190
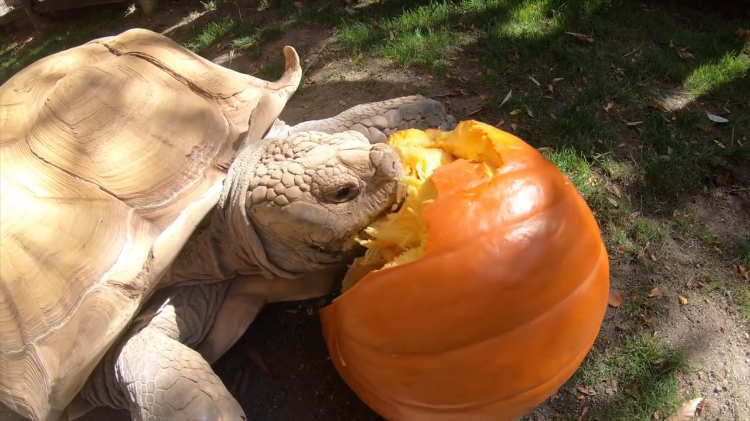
510, 109, 520, 116
627, 121, 644, 126
650, 253, 657, 261
739, 264, 748, 279
442, 88, 467, 97
678, 295, 688, 306
247, 348, 271, 375
338, 99, 347, 106
604, 102, 613, 112
611, 185, 622, 198
706, 110, 729, 123
494, 119, 505, 127
553, 77, 564, 82
675, 47, 694, 59
389, 30, 395, 41
607, 197, 618, 207
566, 32, 595, 43
666, 397, 704, 420
293, 1, 304, 9
648, 287, 664, 299
577, 386, 597, 396
608, 292, 623, 307
548, 83, 554, 93
713, 139, 726, 149
499, 89, 513, 107
468, 107, 485, 116
529, 76, 541, 86
344, 7, 357, 15
510, 123, 518, 131
579, 406, 590, 421
738, 28, 750, 42
641, 313, 654, 325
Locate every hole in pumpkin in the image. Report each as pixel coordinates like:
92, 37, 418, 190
342, 121, 507, 292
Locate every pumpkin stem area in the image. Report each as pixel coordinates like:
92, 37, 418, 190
342, 120, 506, 292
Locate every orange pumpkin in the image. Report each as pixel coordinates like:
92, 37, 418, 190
320, 120, 610, 421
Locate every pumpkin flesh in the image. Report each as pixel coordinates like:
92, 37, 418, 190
322, 120, 610, 421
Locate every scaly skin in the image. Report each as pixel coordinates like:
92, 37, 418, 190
271, 95, 458, 143
69, 95, 457, 421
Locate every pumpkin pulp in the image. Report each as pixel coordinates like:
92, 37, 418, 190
344, 120, 509, 292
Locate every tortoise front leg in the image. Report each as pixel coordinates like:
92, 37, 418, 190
286, 95, 458, 144
79, 281, 245, 421
196, 266, 344, 365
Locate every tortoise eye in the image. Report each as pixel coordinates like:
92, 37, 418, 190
329, 184, 360, 203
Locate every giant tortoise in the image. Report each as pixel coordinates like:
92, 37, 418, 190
0, 28, 457, 421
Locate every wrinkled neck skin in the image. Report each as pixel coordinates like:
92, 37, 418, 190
160, 137, 297, 289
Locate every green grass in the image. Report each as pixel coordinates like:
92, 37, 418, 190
735, 287, 750, 328
566, 335, 688, 421
286, 0, 750, 206
184, 18, 237, 54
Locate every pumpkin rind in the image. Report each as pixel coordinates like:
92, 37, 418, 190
0, 28, 301, 421
320, 121, 610, 421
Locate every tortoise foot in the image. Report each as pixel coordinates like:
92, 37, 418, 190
117, 328, 246, 421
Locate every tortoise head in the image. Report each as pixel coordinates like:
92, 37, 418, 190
221, 130, 404, 276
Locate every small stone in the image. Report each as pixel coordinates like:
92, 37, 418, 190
274, 183, 286, 195
256, 165, 268, 176
270, 169, 283, 180
266, 189, 277, 201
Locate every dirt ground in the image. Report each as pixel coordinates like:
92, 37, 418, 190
1, 0, 749, 420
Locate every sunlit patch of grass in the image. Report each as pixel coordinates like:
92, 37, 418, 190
682, 52, 750, 96
184, 18, 236, 54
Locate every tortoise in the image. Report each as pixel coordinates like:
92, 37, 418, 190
0, 28, 457, 421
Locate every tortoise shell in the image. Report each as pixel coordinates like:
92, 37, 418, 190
0, 28, 301, 421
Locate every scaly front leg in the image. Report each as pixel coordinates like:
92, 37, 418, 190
195, 265, 346, 365
77, 281, 245, 421
286, 95, 457, 143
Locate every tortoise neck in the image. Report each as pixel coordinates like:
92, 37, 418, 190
159, 215, 261, 288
